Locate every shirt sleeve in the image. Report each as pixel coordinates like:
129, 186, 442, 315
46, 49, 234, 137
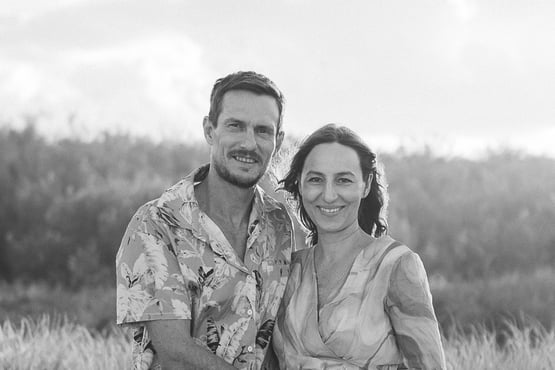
116, 201, 193, 326
385, 251, 446, 370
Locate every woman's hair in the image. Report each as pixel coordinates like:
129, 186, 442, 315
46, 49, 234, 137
279, 123, 389, 246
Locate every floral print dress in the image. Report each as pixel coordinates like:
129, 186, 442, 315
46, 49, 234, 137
273, 236, 446, 370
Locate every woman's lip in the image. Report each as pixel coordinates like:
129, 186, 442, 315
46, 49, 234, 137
317, 206, 344, 214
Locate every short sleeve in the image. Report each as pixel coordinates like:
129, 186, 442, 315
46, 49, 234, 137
116, 202, 192, 326
385, 252, 446, 370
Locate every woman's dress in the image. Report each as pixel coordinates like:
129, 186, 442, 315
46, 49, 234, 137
273, 236, 446, 370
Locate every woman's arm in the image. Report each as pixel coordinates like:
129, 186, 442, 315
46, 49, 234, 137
385, 252, 446, 370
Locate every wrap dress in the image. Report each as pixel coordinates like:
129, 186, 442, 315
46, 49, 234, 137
273, 236, 446, 370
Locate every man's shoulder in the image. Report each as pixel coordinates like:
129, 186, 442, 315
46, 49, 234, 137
257, 187, 293, 223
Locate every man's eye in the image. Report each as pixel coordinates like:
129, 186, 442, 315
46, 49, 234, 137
256, 127, 273, 135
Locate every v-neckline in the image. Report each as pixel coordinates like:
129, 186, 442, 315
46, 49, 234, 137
312, 245, 365, 313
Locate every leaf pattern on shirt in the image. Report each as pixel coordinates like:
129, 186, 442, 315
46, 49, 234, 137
217, 317, 251, 362
255, 319, 275, 349
171, 298, 191, 318
117, 283, 152, 323
206, 318, 221, 354
116, 166, 294, 370
138, 232, 169, 288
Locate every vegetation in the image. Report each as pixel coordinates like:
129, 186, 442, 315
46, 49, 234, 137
0, 316, 128, 370
1, 315, 553, 370
1, 123, 555, 334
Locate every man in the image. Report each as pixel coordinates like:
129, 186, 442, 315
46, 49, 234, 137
116, 71, 294, 370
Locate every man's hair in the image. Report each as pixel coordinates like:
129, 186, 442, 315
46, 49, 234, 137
208, 71, 285, 134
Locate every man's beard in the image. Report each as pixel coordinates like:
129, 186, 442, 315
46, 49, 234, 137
213, 159, 264, 188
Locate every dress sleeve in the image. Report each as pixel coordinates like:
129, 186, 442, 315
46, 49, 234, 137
116, 202, 193, 326
384, 252, 446, 370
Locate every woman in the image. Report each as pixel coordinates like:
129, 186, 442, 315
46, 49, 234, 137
272, 124, 446, 369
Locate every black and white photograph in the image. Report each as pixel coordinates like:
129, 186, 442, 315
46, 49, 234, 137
1, 1, 554, 369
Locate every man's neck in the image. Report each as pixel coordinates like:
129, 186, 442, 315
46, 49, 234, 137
195, 169, 256, 228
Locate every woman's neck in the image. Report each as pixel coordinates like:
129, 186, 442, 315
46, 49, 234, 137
316, 224, 369, 262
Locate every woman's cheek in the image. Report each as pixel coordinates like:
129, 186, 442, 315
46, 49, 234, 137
300, 184, 320, 203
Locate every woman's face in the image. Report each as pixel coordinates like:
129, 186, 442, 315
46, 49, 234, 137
299, 142, 371, 237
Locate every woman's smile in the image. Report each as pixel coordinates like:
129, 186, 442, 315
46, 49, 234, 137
317, 206, 344, 215
299, 142, 370, 236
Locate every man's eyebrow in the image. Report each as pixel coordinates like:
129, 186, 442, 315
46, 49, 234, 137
255, 123, 275, 131
223, 117, 244, 124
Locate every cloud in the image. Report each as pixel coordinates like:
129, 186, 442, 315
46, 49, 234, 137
0, 32, 214, 140
1, 0, 554, 156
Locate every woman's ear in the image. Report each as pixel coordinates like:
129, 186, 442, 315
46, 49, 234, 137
363, 173, 373, 198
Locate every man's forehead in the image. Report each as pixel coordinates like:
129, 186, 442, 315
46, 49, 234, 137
219, 90, 280, 125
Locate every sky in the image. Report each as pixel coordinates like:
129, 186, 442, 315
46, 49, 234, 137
1, 0, 554, 157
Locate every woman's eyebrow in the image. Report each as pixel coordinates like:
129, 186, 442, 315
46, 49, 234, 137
335, 171, 356, 177
304, 170, 356, 177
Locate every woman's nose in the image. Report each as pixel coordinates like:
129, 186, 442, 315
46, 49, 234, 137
322, 182, 338, 202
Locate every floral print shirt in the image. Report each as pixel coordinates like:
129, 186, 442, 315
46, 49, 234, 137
116, 165, 293, 370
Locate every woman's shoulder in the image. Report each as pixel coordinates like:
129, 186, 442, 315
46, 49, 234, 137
390, 247, 427, 278
361, 235, 412, 264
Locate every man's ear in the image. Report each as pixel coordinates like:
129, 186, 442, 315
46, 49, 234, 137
203, 116, 214, 144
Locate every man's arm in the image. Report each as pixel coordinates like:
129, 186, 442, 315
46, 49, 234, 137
146, 319, 236, 370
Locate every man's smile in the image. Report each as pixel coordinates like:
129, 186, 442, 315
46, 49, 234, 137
232, 155, 257, 164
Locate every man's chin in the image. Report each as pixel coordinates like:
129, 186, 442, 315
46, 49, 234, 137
214, 162, 265, 188
226, 174, 262, 188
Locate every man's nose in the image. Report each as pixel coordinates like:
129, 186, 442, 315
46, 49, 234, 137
323, 182, 338, 203
239, 128, 257, 150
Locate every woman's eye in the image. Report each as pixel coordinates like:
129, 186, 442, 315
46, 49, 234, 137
307, 177, 322, 183
338, 178, 353, 184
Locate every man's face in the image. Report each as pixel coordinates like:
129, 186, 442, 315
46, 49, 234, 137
205, 90, 283, 188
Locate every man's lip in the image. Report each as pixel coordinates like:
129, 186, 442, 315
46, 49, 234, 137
230, 152, 260, 163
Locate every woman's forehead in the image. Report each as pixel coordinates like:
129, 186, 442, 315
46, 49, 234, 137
303, 143, 362, 175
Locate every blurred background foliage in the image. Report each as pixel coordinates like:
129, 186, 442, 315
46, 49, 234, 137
1, 123, 554, 336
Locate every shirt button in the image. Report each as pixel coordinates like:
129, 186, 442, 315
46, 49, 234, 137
247, 309, 253, 316
247, 346, 253, 352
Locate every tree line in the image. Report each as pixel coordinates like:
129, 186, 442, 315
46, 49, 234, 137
1, 125, 554, 288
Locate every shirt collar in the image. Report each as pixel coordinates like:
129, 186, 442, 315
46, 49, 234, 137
155, 164, 282, 234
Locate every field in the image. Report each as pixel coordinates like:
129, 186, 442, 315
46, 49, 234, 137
1, 315, 554, 370
2, 128, 555, 369
1, 283, 555, 370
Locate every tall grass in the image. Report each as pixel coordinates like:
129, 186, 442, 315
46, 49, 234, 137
1, 316, 554, 370
0, 315, 130, 370
444, 322, 555, 370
